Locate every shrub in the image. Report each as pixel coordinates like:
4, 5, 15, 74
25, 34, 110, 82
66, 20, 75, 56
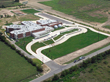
11, 44, 16, 50
103, 61, 108, 64
52, 74, 59, 81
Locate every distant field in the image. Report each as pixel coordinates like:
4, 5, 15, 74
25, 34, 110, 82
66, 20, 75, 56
0, 41, 37, 82
21, 9, 39, 14
42, 29, 107, 59
103, 25, 110, 29
0, 0, 22, 7
40, 0, 110, 23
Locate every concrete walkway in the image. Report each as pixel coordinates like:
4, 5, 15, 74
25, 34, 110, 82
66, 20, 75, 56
26, 26, 86, 63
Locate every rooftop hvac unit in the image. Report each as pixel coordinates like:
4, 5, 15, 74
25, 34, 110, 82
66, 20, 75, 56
54, 25, 58, 29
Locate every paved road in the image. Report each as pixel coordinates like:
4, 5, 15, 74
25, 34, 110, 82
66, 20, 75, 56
31, 45, 110, 82
37, 13, 73, 24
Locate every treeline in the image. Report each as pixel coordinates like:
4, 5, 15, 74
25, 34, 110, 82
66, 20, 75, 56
0, 32, 43, 72
44, 47, 110, 82
0, 1, 22, 8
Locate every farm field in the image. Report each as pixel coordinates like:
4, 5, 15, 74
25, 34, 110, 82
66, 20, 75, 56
21, 9, 39, 14
0, 41, 38, 82
40, 0, 110, 23
0, 0, 22, 8
42, 29, 107, 59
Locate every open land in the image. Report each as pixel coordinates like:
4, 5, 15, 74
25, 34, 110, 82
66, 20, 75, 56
40, 0, 110, 23
0, 0, 22, 7
0, 41, 38, 82
42, 29, 107, 59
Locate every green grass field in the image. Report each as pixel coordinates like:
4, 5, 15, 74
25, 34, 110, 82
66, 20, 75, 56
40, 0, 109, 23
16, 36, 34, 54
0, 41, 38, 82
42, 29, 107, 59
21, 9, 39, 14
31, 42, 45, 52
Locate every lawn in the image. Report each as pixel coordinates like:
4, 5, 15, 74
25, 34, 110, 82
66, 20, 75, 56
31, 39, 54, 53
0, 41, 38, 82
16, 36, 34, 54
31, 42, 45, 52
21, 9, 39, 14
40, 0, 109, 23
54, 29, 78, 40
42, 29, 108, 59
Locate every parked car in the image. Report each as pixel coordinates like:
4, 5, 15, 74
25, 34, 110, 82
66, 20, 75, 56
78, 56, 85, 61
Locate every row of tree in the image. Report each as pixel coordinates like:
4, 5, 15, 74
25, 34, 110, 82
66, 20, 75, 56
44, 47, 110, 82
0, 32, 43, 72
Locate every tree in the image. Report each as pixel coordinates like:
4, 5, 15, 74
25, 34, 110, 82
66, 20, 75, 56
52, 74, 59, 81
15, 0, 19, 2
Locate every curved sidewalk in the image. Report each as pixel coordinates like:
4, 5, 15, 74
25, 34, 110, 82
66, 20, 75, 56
26, 26, 87, 63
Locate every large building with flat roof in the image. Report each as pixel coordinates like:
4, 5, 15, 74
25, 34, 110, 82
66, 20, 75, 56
6, 21, 54, 39
37, 19, 62, 28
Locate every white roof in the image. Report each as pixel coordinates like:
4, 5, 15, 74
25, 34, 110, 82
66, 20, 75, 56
37, 19, 57, 25
6, 25, 24, 29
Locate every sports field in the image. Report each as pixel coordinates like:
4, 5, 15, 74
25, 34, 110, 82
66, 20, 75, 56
42, 29, 107, 59
40, 0, 109, 23
0, 41, 37, 82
